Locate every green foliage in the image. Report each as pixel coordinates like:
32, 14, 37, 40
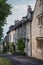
12, 42, 15, 52
3, 45, 7, 53
17, 38, 25, 54
0, 58, 11, 65
3, 42, 10, 53
0, 27, 3, 40
10, 42, 16, 54
3, 42, 16, 54
0, 0, 12, 40
6, 43, 10, 51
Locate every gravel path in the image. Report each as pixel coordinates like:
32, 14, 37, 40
7, 55, 43, 65
0, 54, 43, 65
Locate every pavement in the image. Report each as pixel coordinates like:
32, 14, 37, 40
0, 54, 43, 65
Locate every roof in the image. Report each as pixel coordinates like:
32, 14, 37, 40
7, 11, 33, 34
7, 25, 15, 34
2, 34, 9, 43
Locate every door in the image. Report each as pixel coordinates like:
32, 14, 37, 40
27, 41, 31, 56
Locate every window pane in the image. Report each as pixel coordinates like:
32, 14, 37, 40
39, 0, 43, 6
38, 17, 41, 25
42, 17, 43, 25
42, 0, 43, 4
37, 40, 43, 49
38, 16, 43, 26
40, 17, 42, 25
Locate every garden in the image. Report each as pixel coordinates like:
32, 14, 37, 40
0, 58, 11, 65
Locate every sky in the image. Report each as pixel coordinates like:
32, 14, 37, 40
3, 0, 36, 37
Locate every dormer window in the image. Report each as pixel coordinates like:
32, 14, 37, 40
27, 12, 31, 19
38, 16, 43, 27
39, 0, 43, 6
41, 0, 43, 5
39, 0, 41, 6
27, 5, 32, 19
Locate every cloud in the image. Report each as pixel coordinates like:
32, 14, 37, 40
14, 5, 28, 10
8, 0, 36, 6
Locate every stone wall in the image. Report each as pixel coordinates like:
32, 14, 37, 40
32, 0, 43, 60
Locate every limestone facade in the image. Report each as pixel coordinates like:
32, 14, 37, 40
32, 0, 43, 60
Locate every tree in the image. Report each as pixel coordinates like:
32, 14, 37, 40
17, 38, 25, 54
0, 0, 12, 40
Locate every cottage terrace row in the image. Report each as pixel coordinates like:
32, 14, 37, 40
2, 0, 43, 60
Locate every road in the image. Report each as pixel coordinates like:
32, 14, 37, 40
0, 54, 43, 65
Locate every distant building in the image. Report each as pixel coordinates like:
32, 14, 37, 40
7, 25, 15, 43
7, 6, 33, 56
3, 34, 9, 46
0, 40, 3, 52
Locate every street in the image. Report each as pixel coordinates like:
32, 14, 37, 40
0, 54, 43, 65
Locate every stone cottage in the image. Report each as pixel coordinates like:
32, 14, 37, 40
7, 6, 33, 56
32, 0, 43, 60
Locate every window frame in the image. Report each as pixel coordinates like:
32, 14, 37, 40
39, 0, 43, 6
38, 16, 43, 26
37, 40, 43, 49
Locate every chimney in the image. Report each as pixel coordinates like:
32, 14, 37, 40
27, 5, 32, 13
27, 5, 32, 19
9, 25, 14, 30
15, 20, 19, 24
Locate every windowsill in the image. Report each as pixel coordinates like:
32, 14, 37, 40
37, 48, 43, 53
38, 25, 43, 28
38, 25, 42, 28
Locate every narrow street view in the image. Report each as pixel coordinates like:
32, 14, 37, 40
0, 0, 43, 65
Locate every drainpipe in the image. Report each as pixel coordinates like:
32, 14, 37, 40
30, 21, 32, 56
22, 20, 23, 38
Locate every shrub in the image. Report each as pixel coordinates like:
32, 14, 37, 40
3, 42, 16, 54
3, 42, 11, 53
17, 38, 25, 55
3, 46, 7, 53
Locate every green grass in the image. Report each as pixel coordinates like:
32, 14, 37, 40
0, 58, 11, 65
